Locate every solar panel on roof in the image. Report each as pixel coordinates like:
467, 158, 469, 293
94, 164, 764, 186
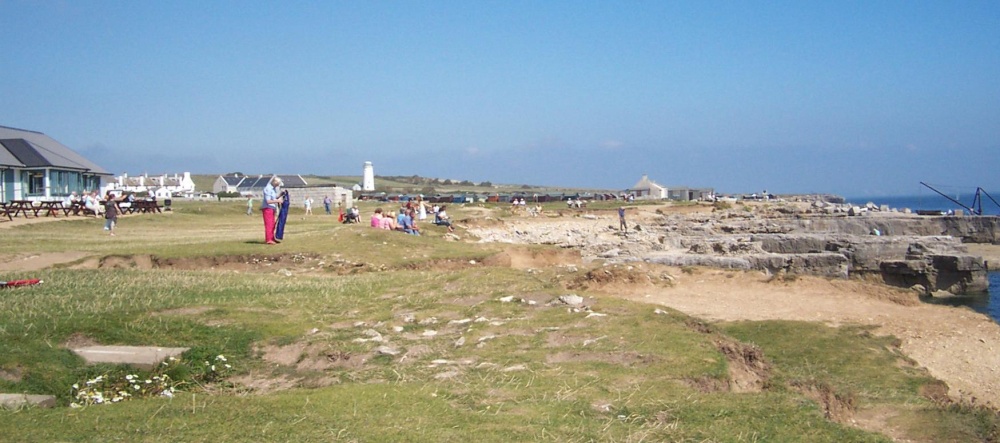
0, 139, 52, 167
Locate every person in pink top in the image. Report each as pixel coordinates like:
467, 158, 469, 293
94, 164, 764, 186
380, 211, 395, 230
371, 208, 383, 228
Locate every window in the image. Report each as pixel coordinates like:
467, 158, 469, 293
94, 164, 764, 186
50, 170, 75, 196
27, 172, 44, 196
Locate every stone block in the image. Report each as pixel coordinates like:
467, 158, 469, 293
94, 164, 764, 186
73, 346, 189, 370
0, 394, 56, 409
880, 260, 928, 275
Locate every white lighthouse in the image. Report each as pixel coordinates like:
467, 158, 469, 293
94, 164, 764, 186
362, 161, 375, 191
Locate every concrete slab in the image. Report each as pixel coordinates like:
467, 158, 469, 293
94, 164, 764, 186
72, 346, 189, 370
0, 394, 56, 409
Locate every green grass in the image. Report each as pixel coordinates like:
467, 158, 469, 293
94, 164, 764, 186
0, 201, 996, 441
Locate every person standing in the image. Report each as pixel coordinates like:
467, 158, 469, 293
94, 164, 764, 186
323, 195, 332, 215
104, 192, 119, 236
618, 206, 627, 231
261, 177, 283, 245
304, 196, 313, 215
246, 196, 254, 216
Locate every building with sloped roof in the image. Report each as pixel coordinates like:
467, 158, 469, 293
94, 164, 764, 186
107, 172, 196, 198
213, 173, 351, 209
627, 174, 714, 201
213, 174, 308, 195
0, 125, 111, 201
629, 175, 668, 200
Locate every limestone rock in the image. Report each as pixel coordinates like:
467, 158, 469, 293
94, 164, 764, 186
558, 294, 584, 306
0, 394, 56, 409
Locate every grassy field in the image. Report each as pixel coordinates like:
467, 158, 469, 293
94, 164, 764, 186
0, 200, 997, 442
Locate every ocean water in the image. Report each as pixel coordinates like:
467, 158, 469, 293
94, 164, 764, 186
925, 272, 1000, 324
845, 194, 1000, 215
844, 194, 1000, 323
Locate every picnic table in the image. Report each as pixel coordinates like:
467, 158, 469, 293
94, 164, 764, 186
0, 203, 12, 221
7, 200, 38, 218
37, 200, 70, 217
132, 200, 163, 214
118, 200, 160, 214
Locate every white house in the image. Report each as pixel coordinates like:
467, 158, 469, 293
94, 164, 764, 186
107, 172, 196, 198
627, 174, 714, 201
629, 175, 668, 200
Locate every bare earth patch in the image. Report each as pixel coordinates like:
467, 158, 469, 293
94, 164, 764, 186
482, 247, 582, 269
545, 351, 654, 367
716, 340, 770, 393
0, 252, 90, 272
258, 341, 369, 372
0, 366, 24, 383
61, 332, 99, 349
618, 267, 1000, 406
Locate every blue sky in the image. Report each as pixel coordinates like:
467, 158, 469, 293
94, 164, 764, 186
3, 1, 998, 196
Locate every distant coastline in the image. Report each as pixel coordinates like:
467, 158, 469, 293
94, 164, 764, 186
845, 194, 984, 212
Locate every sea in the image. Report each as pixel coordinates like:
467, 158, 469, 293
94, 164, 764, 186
843, 194, 1000, 323
923, 272, 1000, 324
844, 193, 1000, 215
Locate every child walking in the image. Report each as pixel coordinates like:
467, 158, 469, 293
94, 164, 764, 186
104, 194, 119, 236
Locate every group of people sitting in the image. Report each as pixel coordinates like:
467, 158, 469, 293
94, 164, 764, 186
76, 191, 105, 216
369, 204, 454, 235
66, 190, 135, 217
342, 206, 361, 223
509, 198, 543, 217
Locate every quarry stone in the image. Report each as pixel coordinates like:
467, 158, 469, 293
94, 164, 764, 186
72, 346, 189, 370
0, 394, 56, 409
469, 205, 998, 295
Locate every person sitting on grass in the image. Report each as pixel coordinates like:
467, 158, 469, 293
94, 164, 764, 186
381, 211, 395, 230
400, 209, 420, 235
435, 205, 455, 232
343, 206, 356, 223
371, 208, 383, 228
395, 209, 406, 229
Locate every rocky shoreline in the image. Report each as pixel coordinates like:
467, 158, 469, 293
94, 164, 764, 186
467, 201, 998, 295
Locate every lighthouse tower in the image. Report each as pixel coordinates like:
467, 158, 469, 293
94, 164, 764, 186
362, 161, 375, 191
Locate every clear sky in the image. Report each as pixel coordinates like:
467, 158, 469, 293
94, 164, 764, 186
3, 1, 998, 197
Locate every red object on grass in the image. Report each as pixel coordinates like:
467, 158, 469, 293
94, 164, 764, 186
0, 279, 42, 288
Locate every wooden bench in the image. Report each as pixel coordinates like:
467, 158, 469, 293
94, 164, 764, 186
37, 201, 70, 217
7, 200, 37, 218
140, 200, 162, 213
0, 203, 12, 221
